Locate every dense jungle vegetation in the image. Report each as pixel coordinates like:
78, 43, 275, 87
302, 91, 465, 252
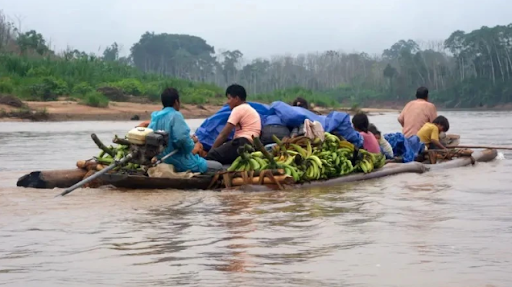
1, 10, 511, 108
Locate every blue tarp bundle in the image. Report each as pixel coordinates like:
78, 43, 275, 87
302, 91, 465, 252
195, 101, 363, 151
384, 133, 425, 163
267, 101, 326, 128
324, 111, 363, 147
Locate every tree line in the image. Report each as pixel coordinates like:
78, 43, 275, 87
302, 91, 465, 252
1, 10, 512, 108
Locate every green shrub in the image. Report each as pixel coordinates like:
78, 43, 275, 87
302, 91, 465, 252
72, 82, 94, 96
83, 91, 109, 108
0, 77, 14, 93
144, 82, 162, 102
21, 76, 70, 101
111, 78, 144, 96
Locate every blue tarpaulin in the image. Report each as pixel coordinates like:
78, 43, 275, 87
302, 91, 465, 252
384, 133, 425, 163
264, 115, 284, 126
267, 101, 325, 127
324, 111, 363, 148
195, 100, 363, 151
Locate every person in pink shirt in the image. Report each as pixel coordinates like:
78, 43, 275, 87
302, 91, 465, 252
206, 84, 262, 164
351, 112, 381, 154
398, 86, 438, 138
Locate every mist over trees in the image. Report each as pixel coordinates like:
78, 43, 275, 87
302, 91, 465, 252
1, 9, 512, 108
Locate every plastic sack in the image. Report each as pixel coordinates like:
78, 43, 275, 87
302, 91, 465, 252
384, 133, 425, 163
147, 163, 200, 179
303, 119, 325, 141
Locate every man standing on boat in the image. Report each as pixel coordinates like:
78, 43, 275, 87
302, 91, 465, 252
398, 86, 438, 137
148, 88, 223, 173
206, 84, 262, 165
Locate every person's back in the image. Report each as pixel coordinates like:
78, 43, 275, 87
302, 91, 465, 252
398, 87, 437, 137
206, 84, 262, 165
360, 131, 381, 154
149, 109, 207, 173
148, 88, 219, 174
231, 103, 261, 141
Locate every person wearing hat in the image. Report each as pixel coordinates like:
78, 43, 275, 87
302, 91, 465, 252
368, 124, 394, 159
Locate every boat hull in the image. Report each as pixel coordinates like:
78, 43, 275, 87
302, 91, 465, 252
15, 149, 498, 191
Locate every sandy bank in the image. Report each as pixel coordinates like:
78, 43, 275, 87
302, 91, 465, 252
0, 100, 400, 122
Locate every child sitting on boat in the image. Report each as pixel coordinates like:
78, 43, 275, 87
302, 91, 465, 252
351, 112, 381, 154
368, 124, 394, 159
416, 115, 450, 150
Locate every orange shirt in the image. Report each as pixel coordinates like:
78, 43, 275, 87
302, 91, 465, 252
398, 99, 437, 137
227, 103, 261, 142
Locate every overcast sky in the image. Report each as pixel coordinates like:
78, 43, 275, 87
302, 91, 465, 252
1, 0, 512, 60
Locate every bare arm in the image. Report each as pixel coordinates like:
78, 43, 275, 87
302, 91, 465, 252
429, 105, 438, 122
431, 139, 447, 150
397, 105, 407, 127
212, 123, 235, 149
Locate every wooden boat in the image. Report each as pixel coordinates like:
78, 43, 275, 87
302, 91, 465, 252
16, 148, 498, 192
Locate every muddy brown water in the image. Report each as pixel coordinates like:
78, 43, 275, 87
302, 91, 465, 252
0, 112, 511, 287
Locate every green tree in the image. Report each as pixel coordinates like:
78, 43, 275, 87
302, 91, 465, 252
16, 30, 50, 55
103, 42, 119, 62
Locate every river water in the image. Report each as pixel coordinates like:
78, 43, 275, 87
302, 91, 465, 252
0, 111, 511, 287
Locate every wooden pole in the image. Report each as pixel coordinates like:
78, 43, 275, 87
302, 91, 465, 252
446, 145, 512, 150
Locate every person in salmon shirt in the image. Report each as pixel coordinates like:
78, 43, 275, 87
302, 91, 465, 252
398, 86, 438, 138
206, 84, 262, 165
351, 112, 381, 154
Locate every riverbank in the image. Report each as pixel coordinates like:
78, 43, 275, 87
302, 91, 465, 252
0, 100, 400, 122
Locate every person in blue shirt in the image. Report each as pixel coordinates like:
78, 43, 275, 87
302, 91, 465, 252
148, 88, 223, 174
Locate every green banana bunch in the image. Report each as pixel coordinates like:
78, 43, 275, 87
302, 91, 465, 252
302, 155, 323, 181
339, 158, 354, 175
228, 151, 265, 172
338, 140, 355, 152
228, 147, 303, 182
355, 149, 375, 174
373, 153, 386, 169
227, 134, 389, 184
94, 144, 141, 170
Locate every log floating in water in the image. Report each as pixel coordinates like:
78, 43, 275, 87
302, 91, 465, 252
428, 148, 497, 170
16, 169, 87, 189
288, 162, 428, 190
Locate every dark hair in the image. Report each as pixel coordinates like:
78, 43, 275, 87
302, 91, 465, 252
416, 86, 429, 100
433, 115, 450, 132
352, 112, 370, 132
292, 97, 309, 109
368, 123, 381, 136
226, 84, 247, 101
161, 87, 180, 108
